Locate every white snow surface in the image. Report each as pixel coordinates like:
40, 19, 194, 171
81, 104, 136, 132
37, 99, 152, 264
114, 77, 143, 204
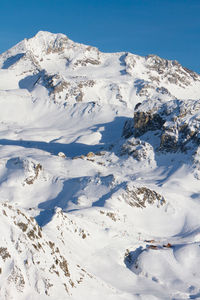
0, 31, 200, 300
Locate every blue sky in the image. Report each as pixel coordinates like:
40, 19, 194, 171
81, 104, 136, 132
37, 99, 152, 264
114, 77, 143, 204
0, 0, 200, 72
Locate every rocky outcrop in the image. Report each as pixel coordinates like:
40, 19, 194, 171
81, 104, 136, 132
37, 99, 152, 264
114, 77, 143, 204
123, 98, 200, 153
116, 183, 166, 208
145, 54, 200, 87
134, 110, 165, 138
120, 137, 155, 163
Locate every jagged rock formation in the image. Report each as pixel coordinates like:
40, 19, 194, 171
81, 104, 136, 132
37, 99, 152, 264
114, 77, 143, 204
123, 98, 200, 153
116, 183, 166, 208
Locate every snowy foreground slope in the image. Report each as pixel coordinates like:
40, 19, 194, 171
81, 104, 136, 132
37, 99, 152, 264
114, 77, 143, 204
0, 31, 200, 300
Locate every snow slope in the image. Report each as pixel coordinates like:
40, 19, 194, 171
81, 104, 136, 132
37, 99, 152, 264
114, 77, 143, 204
0, 31, 200, 300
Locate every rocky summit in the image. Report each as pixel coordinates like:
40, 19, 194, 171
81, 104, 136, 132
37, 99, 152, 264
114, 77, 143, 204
0, 31, 200, 300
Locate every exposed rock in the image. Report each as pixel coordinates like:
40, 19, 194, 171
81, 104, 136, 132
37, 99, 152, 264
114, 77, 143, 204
163, 243, 172, 248
120, 137, 155, 162
8, 266, 25, 293
58, 152, 66, 158
147, 245, 158, 250
78, 80, 95, 88
24, 162, 42, 185
0, 247, 11, 261
74, 58, 100, 67
46, 36, 69, 54
122, 118, 134, 139
86, 152, 95, 158
145, 54, 199, 87
6, 157, 43, 185
134, 110, 165, 137
52, 80, 70, 94
76, 90, 84, 102
116, 183, 166, 208
124, 98, 200, 153
125, 185, 165, 208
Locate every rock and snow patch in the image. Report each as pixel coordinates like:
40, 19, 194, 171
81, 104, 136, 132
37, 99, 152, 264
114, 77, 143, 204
112, 182, 166, 209
3, 157, 44, 186
120, 137, 155, 164
124, 98, 200, 155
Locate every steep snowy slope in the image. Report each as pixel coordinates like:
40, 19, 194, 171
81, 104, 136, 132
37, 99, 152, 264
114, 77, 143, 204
0, 31, 200, 300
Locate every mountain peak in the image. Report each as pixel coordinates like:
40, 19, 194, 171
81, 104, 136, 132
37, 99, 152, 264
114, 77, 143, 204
0, 30, 200, 105
33, 30, 67, 38
24, 30, 70, 55
30, 30, 69, 45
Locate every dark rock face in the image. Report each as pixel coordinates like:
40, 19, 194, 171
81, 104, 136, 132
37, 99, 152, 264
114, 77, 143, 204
123, 99, 200, 153
122, 119, 134, 139
160, 131, 178, 151
134, 111, 165, 137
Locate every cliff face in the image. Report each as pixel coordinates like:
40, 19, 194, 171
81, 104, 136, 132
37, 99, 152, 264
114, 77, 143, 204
122, 97, 200, 179
124, 98, 200, 150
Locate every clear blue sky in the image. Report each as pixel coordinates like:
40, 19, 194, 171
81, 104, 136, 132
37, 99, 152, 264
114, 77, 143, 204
0, 0, 200, 73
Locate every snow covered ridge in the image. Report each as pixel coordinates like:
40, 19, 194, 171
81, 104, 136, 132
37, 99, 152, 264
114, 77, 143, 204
0, 31, 200, 299
0, 30, 200, 106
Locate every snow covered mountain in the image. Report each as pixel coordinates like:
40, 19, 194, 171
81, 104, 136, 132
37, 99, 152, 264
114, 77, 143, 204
0, 31, 200, 300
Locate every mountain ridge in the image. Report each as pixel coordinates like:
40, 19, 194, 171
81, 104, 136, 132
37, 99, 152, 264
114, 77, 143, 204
0, 31, 200, 107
